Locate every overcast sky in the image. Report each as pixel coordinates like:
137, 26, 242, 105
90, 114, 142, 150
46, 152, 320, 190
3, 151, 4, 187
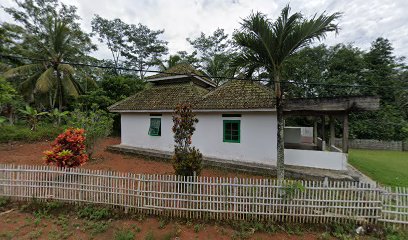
1, 0, 407, 61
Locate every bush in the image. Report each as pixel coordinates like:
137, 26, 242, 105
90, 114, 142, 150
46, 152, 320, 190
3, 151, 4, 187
69, 107, 113, 158
172, 104, 202, 176
172, 147, 203, 176
44, 128, 88, 167
0, 124, 65, 143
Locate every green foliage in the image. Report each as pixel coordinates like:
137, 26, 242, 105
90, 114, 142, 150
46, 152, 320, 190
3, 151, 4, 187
3, 0, 96, 110
92, 15, 168, 78
47, 108, 69, 126
0, 123, 64, 143
69, 108, 113, 158
18, 105, 47, 130
172, 147, 203, 176
100, 75, 145, 102
0, 77, 17, 107
77, 205, 112, 221
144, 230, 155, 240
172, 104, 202, 176
0, 197, 10, 208
281, 181, 305, 201
187, 28, 236, 86
114, 229, 135, 240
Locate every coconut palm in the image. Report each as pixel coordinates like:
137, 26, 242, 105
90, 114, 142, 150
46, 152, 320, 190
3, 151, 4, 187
4, 18, 84, 111
233, 5, 340, 179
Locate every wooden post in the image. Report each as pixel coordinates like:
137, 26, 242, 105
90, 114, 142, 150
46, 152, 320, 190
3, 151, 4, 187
313, 118, 318, 144
321, 116, 326, 150
342, 114, 349, 153
329, 116, 335, 151
321, 116, 326, 142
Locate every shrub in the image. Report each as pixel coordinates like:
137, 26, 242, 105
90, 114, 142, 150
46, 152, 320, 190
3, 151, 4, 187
172, 147, 203, 176
114, 229, 135, 240
44, 128, 88, 167
172, 104, 202, 176
69, 107, 113, 158
0, 124, 65, 143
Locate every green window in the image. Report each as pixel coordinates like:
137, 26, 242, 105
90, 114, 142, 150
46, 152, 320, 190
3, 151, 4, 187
223, 120, 240, 143
148, 118, 161, 136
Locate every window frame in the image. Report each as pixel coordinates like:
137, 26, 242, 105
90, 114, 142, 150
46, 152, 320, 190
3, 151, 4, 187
148, 118, 161, 136
223, 120, 240, 143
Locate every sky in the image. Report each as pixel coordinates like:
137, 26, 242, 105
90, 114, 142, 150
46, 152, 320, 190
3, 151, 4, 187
1, 0, 408, 61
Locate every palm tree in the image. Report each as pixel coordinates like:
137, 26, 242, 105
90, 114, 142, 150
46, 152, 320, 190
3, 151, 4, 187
5, 18, 84, 111
233, 5, 340, 179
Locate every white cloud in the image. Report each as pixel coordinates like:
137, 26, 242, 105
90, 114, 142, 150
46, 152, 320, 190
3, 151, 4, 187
1, 0, 408, 61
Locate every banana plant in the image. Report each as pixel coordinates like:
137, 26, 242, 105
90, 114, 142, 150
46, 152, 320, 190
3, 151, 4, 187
19, 105, 47, 131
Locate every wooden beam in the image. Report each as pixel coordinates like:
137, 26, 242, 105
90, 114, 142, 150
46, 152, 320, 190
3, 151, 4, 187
342, 114, 349, 153
283, 96, 380, 112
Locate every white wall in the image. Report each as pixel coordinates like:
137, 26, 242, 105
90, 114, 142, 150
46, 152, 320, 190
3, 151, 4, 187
120, 112, 278, 165
284, 149, 347, 170
284, 127, 302, 143
284, 127, 313, 144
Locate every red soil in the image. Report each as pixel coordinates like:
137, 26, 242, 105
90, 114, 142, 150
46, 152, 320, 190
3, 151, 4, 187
0, 137, 264, 178
0, 138, 328, 239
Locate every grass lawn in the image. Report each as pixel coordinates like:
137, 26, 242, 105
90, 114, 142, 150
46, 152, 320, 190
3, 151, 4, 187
349, 149, 408, 187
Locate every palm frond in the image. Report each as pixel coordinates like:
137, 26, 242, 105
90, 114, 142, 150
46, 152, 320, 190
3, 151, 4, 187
61, 74, 80, 97
4, 64, 43, 78
58, 64, 75, 75
35, 68, 55, 93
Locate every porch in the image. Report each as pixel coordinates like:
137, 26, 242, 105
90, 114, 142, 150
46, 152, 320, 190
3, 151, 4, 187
283, 96, 380, 171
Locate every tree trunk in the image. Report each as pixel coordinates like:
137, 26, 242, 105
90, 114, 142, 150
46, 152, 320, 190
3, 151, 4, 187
274, 72, 285, 180
56, 67, 63, 111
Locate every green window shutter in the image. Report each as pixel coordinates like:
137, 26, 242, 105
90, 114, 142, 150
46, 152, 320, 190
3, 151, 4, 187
148, 118, 161, 136
223, 120, 240, 143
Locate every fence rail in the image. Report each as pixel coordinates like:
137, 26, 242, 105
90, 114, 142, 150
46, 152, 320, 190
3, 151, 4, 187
0, 164, 407, 226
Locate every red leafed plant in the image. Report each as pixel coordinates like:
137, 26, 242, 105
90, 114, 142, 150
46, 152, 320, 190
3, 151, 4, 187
44, 128, 88, 168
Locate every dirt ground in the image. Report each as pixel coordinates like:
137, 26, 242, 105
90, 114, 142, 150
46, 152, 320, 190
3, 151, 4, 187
0, 137, 264, 178
0, 208, 324, 240
0, 138, 394, 239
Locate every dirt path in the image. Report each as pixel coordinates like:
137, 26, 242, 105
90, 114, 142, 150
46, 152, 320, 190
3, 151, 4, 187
0, 138, 264, 178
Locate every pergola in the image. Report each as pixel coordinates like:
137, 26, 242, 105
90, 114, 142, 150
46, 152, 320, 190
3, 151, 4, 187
283, 96, 380, 153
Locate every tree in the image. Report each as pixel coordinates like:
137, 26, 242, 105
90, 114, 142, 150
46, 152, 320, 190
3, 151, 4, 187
233, 5, 340, 179
188, 28, 235, 85
123, 23, 168, 79
282, 45, 329, 98
0, 22, 25, 70
172, 104, 202, 176
91, 15, 128, 73
3, 0, 96, 110
158, 54, 183, 71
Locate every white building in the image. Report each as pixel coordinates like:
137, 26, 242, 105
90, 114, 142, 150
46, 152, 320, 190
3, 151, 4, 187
109, 64, 379, 172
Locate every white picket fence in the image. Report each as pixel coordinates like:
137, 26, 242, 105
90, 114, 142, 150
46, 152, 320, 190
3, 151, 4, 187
0, 164, 406, 226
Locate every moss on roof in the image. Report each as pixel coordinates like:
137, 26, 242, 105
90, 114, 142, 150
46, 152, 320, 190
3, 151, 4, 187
108, 82, 210, 111
195, 80, 275, 110
109, 80, 275, 111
